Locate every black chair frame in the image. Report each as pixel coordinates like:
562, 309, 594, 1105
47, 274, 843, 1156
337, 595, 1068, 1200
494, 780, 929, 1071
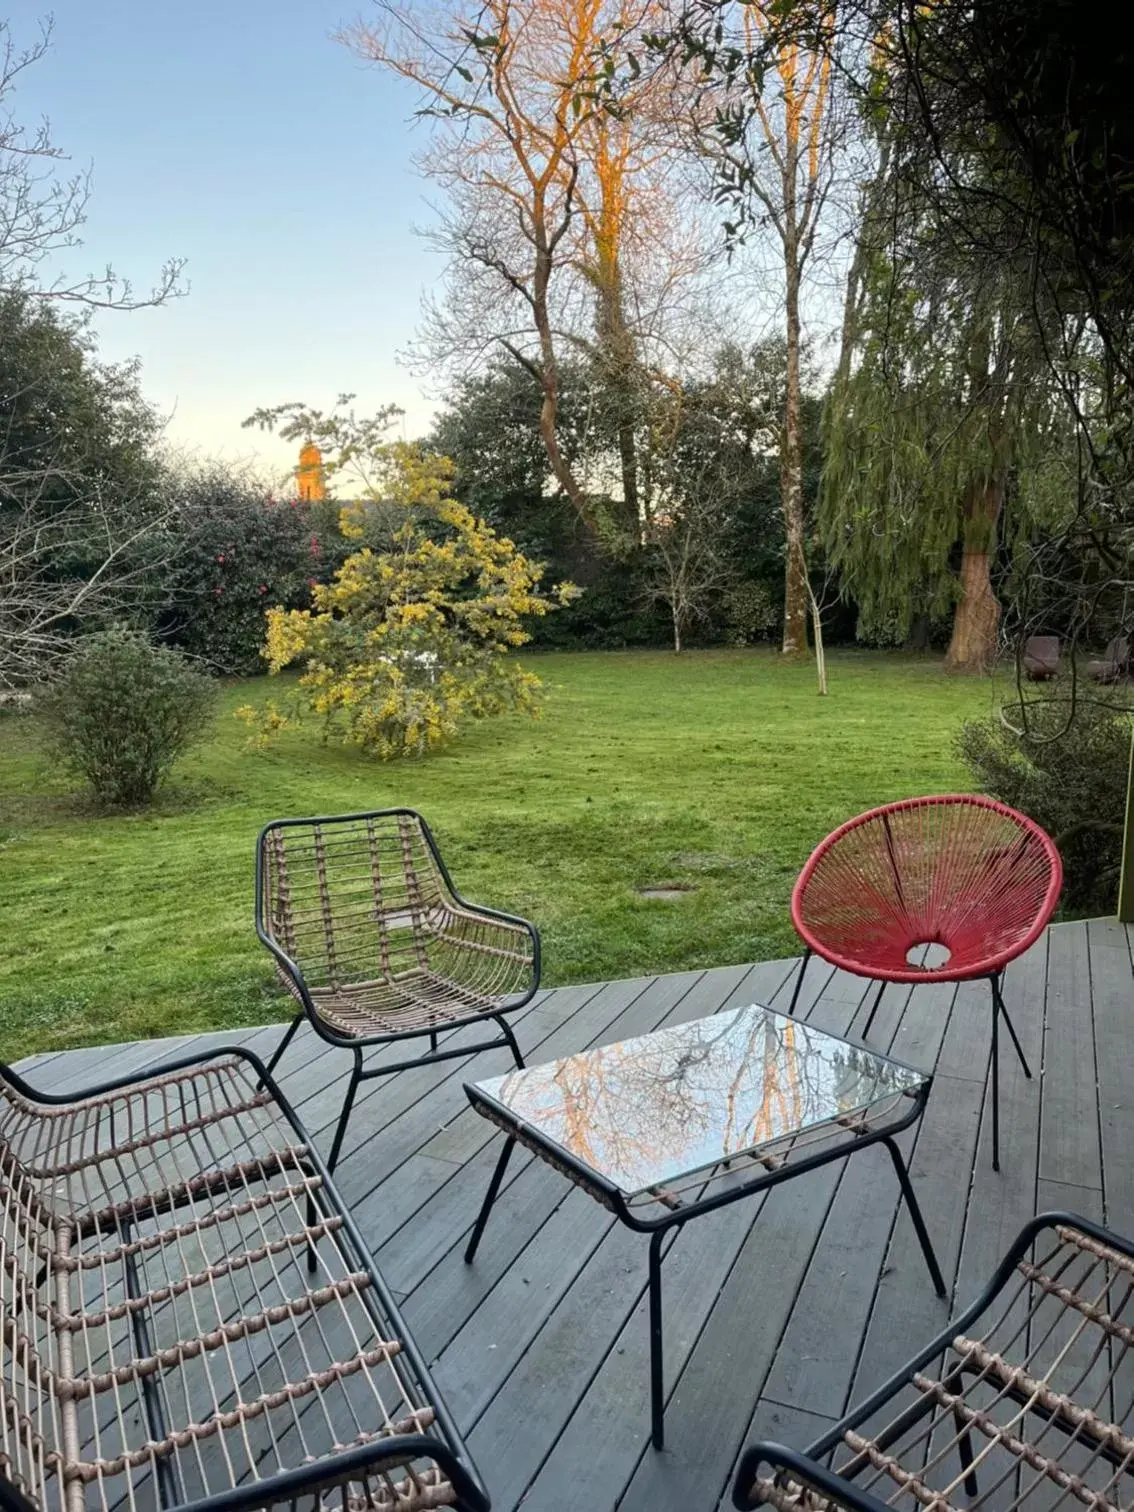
733, 1210, 1133, 1512
256, 808, 540, 1171
0, 1046, 491, 1512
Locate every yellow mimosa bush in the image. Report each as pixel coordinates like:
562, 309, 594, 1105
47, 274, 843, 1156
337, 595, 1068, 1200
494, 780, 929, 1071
239, 400, 578, 758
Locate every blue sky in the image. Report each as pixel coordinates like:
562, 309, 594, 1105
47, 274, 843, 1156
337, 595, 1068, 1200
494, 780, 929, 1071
10, 1, 443, 480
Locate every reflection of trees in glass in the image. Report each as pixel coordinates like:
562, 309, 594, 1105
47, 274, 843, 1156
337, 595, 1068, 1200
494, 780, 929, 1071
494, 1008, 916, 1194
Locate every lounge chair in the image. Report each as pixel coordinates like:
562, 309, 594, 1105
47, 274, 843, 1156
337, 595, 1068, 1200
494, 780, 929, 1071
1087, 634, 1129, 682
1021, 634, 1060, 680
0, 1048, 490, 1512
786, 795, 1062, 1171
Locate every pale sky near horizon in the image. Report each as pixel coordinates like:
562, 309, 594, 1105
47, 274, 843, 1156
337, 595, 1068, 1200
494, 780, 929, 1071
8, 1, 445, 483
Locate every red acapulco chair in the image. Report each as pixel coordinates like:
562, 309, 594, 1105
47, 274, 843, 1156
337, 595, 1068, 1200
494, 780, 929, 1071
787, 795, 1063, 1171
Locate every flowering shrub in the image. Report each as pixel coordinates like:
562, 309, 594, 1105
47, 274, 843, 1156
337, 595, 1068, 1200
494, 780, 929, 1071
240, 440, 577, 759
161, 467, 342, 674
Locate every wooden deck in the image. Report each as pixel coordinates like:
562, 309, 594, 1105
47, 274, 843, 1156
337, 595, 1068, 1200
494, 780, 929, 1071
14, 916, 1134, 1512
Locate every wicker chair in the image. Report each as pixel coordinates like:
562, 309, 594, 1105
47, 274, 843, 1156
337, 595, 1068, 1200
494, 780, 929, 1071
0, 1049, 489, 1512
787, 795, 1062, 1170
1087, 635, 1130, 683
1021, 635, 1061, 681
733, 1211, 1134, 1512
257, 808, 539, 1171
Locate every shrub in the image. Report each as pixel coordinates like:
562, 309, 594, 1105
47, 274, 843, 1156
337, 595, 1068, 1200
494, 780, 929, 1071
958, 686, 1133, 912
722, 581, 781, 645
161, 466, 343, 675
255, 499, 577, 758
245, 445, 578, 759
42, 630, 216, 807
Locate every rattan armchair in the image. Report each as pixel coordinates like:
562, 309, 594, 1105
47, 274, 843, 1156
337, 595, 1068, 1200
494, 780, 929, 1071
256, 808, 539, 1170
0, 1049, 490, 1512
734, 1211, 1134, 1512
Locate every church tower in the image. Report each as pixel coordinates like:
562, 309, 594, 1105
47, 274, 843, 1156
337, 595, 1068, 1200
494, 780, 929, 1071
296, 442, 326, 501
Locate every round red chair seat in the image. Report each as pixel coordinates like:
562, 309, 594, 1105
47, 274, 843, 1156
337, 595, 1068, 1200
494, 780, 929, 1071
792, 794, 1063, 984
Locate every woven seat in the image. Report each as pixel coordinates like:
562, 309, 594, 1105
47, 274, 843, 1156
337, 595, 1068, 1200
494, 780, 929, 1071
257, 809, 539, 1170
0, 1051, 489, 1512
733, 1213, 1134, 1512
787, 796, 1062, 1169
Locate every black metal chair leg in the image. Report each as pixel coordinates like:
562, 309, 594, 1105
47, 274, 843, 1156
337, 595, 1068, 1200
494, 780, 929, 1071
649, 1228, 666, 1450
990, 974, 1032, 1077
955, 1409, 980, 1495
327, 1048, 363, 1174
861, 978, 887, 1040
786, 948, 811, 1018
494, 1013, 525, 1069
305, 1189, 318, 1275
465, 1136, 516, 1263
122, 1217, 182, 1509
991, 991, 1001, 1172
882, 1137, 947, 1296
264, 1013, 302, 1078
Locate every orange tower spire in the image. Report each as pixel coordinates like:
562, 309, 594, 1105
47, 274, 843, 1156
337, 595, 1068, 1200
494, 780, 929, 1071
296, 442, 326, 502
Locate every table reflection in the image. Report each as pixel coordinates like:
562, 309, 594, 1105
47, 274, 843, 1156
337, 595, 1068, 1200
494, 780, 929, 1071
474, 1004, 925, 1197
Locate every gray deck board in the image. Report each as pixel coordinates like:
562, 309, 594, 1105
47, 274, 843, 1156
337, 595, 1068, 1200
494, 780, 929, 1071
1086, 919, 1134, 1235
10, 917, 1126, 1511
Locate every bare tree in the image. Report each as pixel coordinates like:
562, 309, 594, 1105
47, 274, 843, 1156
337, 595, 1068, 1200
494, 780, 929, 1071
1, 21, 183, 686
687, 6, 851, 662
1, 455, 167, 688
643, 462, 735, 652
343, 1, 631, 524
344, 1, 713, 533
1, 20, 184, 308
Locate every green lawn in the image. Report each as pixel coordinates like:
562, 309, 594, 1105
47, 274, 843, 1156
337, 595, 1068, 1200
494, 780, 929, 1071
0, 649, 996, 1060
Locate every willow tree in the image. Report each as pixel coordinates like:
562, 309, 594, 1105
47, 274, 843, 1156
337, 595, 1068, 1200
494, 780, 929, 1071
822, 175, 1077, 672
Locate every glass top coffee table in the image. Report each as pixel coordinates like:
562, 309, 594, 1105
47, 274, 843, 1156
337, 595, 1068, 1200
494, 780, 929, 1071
463, 1002, 945, 1449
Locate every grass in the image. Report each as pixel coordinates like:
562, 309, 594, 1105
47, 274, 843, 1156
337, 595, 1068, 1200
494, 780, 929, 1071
0, 648, 997, 1061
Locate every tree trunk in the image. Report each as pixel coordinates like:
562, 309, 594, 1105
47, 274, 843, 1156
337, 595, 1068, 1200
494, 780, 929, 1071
781, 245, 808, 657
906, 613, 932, 652
538, 375, 590, 525
809, 582, 828, 695
596, 254, 639, 533
530, 215, 591, 526
672, 604, 682, 654
944, 478, 1004, 673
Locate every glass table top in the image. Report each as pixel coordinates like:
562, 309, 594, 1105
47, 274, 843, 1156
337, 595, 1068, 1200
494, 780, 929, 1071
471, 1003, 927, 1199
